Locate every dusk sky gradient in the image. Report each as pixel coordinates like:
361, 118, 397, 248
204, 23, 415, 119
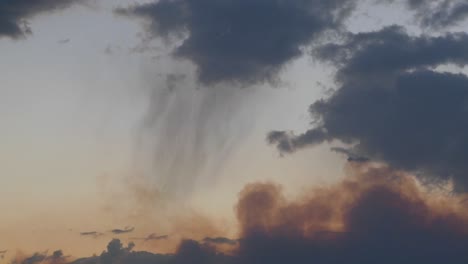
1, 0, 468, 263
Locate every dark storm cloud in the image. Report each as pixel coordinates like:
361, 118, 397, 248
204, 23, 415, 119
411, 0, 468, 29
115, 0, 357, 198
115, 0, 356, 85
384, 0, 468, 29
0, 0, 84, 38
269, 26, 468, 191
314, 25, 468, 79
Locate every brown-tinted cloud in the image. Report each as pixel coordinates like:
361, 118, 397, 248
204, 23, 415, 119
16, 164, 468, 264
233, 164, 468, 264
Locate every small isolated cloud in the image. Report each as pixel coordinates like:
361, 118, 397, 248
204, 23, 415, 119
130, 233, 168, 242
57, 38, 70, 44
80, 231, 104, 239
110, 227, 135, 235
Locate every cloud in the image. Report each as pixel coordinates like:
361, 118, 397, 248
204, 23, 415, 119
232, 165, 468, 264
130, 233, 169, 241
0, 0, 84, 39
202, 237, 238, 246
48, 251, 69, 264
68, 239, 173, 264
133, 73, 260, 198
331, 147, 369, 162
18, 252, 47, 264
400, 0, 468, 29
110, 227, 134, 235
115, 0, 356, 85
267, 129, 329, 154
57, 38, 70, 44
38, 165, 468, 264
13, 250, 68, 264
100, 239, 134, 264
269, 26, 468, 191
80, 231, 104, 239
69, 239, 169, 264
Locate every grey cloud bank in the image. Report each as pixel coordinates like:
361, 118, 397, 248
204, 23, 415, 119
269, 26, 468, 191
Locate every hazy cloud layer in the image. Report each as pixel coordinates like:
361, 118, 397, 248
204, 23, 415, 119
0, 0, 84, 38
116, 0, 355, 85
269, 26, 468, 190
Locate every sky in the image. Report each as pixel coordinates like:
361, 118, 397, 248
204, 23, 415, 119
1, 0, 468, 263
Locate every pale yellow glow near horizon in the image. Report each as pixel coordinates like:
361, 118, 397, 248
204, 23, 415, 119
0, 135, 345, 258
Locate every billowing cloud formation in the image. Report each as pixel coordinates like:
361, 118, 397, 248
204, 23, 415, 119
0, 0, 84, 38
116, 0, 355, 85
269, 26, 468, 191
233, 165, 468, 264
19, 165, 468, 264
